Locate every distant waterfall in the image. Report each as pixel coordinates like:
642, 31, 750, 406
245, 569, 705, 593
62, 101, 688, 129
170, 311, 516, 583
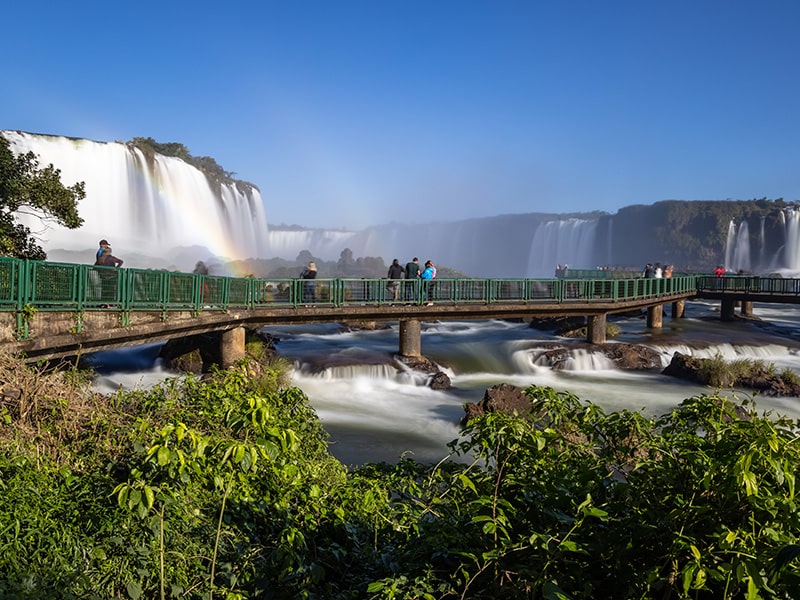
723, 209, 800, 275
786, 209, 800, 271
527, 219, 598, 275
3, 131, 603, 277
2, 131, 269, 263
725, 219, 751, 273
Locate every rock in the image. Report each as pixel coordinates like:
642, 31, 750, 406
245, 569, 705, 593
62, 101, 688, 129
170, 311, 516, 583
662, 351, 800, 397
536, 342, 663, 371
394, 354, 440, 374
429, 371, 451, 390
661, 352, 703, 382
601, 343, 663, 370
462, 383, 532, 425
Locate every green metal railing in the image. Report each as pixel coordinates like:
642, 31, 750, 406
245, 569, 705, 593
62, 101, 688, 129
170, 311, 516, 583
0, 257, 703, 319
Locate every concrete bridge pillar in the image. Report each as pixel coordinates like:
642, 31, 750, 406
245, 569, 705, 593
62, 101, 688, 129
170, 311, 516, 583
741, 300, 753, 317
720, 299, 736, 321
399, 319, 421, 357
647, 305, 663, 328
671, 299, 685, 319
586, 314, 606, 344
220, 327, 246, 368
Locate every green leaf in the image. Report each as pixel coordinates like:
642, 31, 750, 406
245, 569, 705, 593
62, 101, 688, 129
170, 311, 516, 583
157, 446, 170, 466
458, 472, 477, 494
126, 581, 143, 600
128, 488, 142, 511
143, 485, 155, 510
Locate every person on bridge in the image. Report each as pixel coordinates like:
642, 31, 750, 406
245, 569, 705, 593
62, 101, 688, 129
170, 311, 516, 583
404, 257, 421, 302
95, 245, 123, 268
300, 261, 318, 303
387, 258, 405, 302
420, 260, 436, 306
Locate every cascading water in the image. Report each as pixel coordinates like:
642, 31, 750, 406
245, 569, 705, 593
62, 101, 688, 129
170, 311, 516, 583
527, 218, 599, 275
785, 209, 800, 271
3, 130, 603, 277
3, 130, 270, 267
723, 209, 800, 275
725, 219, 751, 273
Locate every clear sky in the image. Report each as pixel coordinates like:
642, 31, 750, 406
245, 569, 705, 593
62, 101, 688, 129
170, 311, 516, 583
3, 0, 799, 230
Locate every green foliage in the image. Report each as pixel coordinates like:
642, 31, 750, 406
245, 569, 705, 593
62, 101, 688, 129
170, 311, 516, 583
128, 137, 246, 189
0, 136, 85, 259
2, 359, 800, 599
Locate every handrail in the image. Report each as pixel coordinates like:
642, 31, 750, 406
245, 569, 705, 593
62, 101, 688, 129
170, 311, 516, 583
0, 256, 702, 319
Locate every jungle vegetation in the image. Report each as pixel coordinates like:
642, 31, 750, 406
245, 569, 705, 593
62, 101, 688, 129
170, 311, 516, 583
0, 136, 85, 259
1, 353, 799, 599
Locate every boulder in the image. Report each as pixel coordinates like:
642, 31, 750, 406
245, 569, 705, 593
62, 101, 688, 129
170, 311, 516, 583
462, 383, 531, 425
429, 371, 451, 390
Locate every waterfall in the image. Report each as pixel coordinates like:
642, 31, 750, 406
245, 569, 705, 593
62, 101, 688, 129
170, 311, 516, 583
2, 131, 269, 267
724, 219, 736, 270
527, 218, 598, 275
730, 220, 751, 273
785, 209, 800, 271
0, 131, 602, 277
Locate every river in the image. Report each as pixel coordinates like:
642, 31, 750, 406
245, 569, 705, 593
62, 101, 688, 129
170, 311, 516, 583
89, 300, 800, 467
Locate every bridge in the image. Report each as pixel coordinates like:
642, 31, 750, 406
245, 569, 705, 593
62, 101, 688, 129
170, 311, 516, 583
1, 258, 798, 366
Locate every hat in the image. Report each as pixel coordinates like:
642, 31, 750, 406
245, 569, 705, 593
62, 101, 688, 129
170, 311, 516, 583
99, 239, 110, 245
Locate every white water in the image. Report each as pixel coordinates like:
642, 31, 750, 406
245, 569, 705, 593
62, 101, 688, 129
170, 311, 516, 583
3, 131, 601, 276
3, 131, 270, 268
724, 208, 800, 276
88, 301, 800, 466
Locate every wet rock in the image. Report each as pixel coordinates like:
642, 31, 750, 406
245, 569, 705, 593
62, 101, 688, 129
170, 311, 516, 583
536, 343, 663, 371
601, 343, 663, 369
429, 371, 451, 390
661, 352, 703, 382
662, 351, 800, 397
462, 383, 532, 425
394, 354, 440, 374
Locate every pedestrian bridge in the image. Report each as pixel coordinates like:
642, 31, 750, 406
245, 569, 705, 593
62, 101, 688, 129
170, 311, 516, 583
1, 258, 797, 365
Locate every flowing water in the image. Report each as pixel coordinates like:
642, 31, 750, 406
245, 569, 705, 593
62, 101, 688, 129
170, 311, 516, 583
89, 301, 800, 467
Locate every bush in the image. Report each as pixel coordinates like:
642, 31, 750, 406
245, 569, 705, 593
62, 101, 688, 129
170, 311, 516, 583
1, 358, 800, 599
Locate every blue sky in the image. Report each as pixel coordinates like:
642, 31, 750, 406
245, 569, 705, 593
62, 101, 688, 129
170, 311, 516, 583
3, 1, 799, 230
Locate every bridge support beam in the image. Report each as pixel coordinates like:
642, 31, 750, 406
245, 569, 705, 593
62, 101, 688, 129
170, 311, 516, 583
399, 319, 421, 357
671, 299, 685, 319
647, 305, 663, 329
741, 300, 753, 317
586, 314, 606, 344
220, 327, 246, 368
720, 299, 736, 321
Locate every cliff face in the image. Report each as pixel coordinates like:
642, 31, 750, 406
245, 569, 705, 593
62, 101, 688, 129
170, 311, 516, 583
598, 199, 797, 272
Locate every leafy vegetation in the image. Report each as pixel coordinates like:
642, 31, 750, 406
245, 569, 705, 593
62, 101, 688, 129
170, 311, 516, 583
1, 354, 799, 599
127, 137, 254, 193
0, 136, 85, 259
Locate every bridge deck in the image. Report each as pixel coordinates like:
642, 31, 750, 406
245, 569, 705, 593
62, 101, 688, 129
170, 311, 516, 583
1, 257, 798, 360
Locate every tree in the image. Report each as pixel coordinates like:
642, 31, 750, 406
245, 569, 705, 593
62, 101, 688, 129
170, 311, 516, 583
0, 136, 85, 259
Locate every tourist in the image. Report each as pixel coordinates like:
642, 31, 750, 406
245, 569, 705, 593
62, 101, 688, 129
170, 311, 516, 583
95, 244, 123, 268
300, 261, 318, 303
404, 257, 421, 301
421, 260, 436, 305
93, 241, 123, 306
386, 258, 404, 302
